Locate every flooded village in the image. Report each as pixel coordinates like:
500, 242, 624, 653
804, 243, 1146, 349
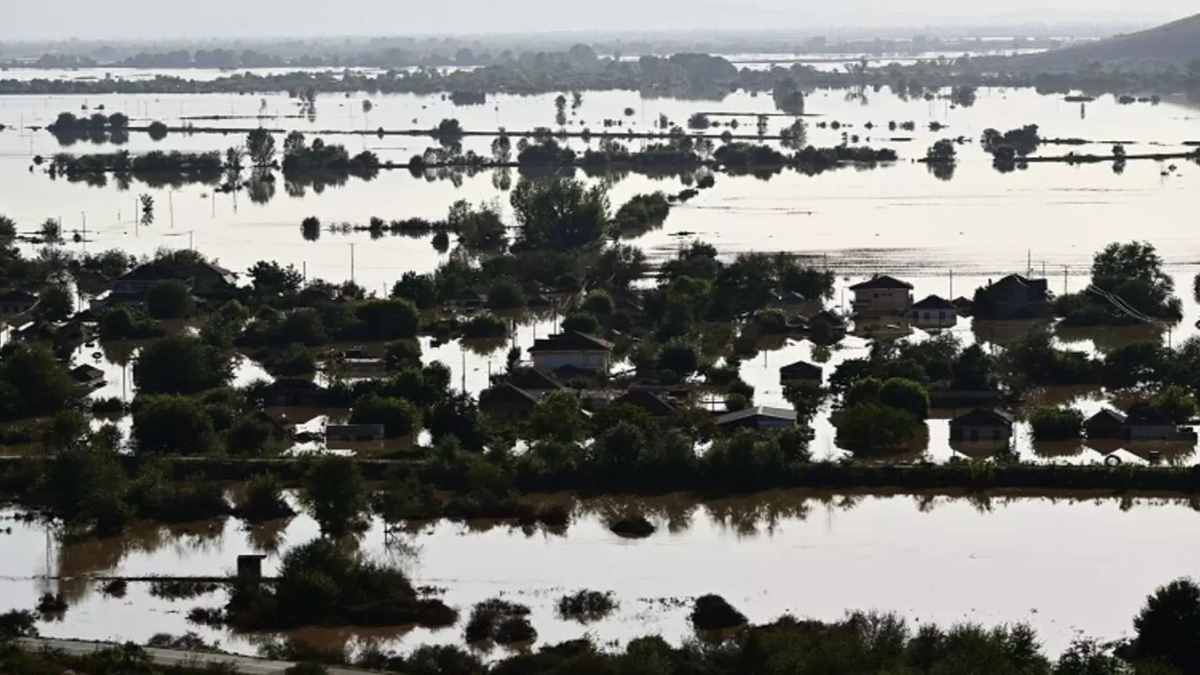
2, 5, 1200, 674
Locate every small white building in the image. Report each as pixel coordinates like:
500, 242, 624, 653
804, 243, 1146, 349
850, 275, 914, 317
528, 331, 614, 374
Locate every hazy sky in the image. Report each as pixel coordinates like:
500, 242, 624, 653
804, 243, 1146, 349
4, 0, 1193, 39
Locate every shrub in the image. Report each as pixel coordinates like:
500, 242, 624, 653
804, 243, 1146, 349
1029, 407, 1084, 441
832, 404, 921, 452
557, 590, 617, 623
350, 394, 420, 437
463, 314, 508, 339
691, 594, 747, 631
133, 336, 232, 395
301, 456, 369, 534
357, 298, 419, 339
235, 473, 295, 522
561, 312, 600, 334
609, 515, 655, 539
465, 599, 532, 643
145, 280, 195, 319
879, 378, 930, 421
132, 395, 218, 454
487, 278, 526, 309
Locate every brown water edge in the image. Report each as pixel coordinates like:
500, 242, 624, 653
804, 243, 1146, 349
4, 489, 1200, 659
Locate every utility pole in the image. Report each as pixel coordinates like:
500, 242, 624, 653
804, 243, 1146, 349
349, 243, 356, 283
949, 269, 954, 298
169, 191, 175, 228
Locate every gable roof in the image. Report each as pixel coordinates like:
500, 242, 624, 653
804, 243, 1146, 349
950, 408, 1014, 427
70, 364, 105, 381
717, 406, 797, 426
482, 383, 540, 406
614, 389, 677, 416
529, 331, 614, 353
850, 275, 913, 291
1126, 406, 1175, 425
780, 360, 823, 379
912, 295, 956, 310
502, 367, 565, 392
119, 259, 237, 284
1087, 408, 1128, 424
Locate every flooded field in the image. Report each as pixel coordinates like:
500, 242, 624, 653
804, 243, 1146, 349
3, 84, 1199, 461
1, 74, 1199, 659
1, 493, 1197, 658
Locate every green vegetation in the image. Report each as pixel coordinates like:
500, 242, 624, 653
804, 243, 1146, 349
226, 538, 456, 630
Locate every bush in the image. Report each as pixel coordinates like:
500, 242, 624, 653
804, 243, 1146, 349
228, 413, 275, 454
1029, 407, 1084, 441
691, 594, 747, 631
145, 280, 194, 319
487, 278, 526, 309
609, 515, 655, 539
357, 298, 419, 339
235, 473, 295, 521
561, 312, 600, 334
301, 456, 369, 534
132, 395, 218, 454
99, 306, 163, 340
832, 404, 922, 452
465, 599, 532, 643
463, 313, 508, 339
557, 590, 617, 623
879, 378, 930, 421
350, 394, 420, 438
133, 336, 232, 395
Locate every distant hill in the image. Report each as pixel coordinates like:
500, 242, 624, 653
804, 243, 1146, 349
1007, 13, 1200, 72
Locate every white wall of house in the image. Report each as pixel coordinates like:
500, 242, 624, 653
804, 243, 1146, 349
853, 289, 912, 316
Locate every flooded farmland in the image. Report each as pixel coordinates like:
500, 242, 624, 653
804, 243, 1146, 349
3, 492, 1199, 658
2, 63, 1200, 666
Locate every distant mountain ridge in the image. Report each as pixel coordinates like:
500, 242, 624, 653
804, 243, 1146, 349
1008, 13, 1200, 72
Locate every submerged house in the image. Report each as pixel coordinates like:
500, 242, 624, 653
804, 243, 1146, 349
1085, 409, 1127, 440
779, 360, 823, 387
716, 406, 797, 431
112, 258, 237, 302
479, 383, 541, 419
972, 274, 1051, 319
613, 389, 677, 417
528, 331, 614, 374
910, 295, 957, 330
850, 275, 913, 317
70, 364, 106, 390
949, 409, 1014, 443
0, 289, 38, 316
1086, 407, 1197, 442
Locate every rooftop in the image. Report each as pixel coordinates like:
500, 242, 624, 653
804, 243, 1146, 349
850, 275, 913, 291
717, 406, 797, 426
529, 331, 615, 353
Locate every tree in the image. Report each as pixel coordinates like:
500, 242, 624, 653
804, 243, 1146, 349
248, 261, 303, 300
879, 378, 930, 420
246, 128, 277, 166
133, 336, 232, 395
0, 215, 16, 239
132, 395, 218, 454
510, 177, 610, 249
37, 284, 73, 320
350, 394, 420, 437
832, 404, 922, 452
657, 340, 700, 379
562, 312, 600, 334
529, 392, 586, 443
0, 343, 76, 420
1028, 407, 1084, 441
1133, 578, 1200, 673
1091, 241, 1181, 321
392, 272, 437, 310
486, 278, 526, 309
358, 299, 420, 339
301, 456, 369, 533
301, 216, 321, 241
145, 280, 194, 319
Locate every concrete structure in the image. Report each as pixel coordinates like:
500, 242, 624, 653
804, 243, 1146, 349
779, 360, 823, 387
236, 554, 266, 592
910, 295, 957, 330
529, 331, 614, 373
850, 275, 913, 317
949, 409, 1014, 443
716, 406, 797, 430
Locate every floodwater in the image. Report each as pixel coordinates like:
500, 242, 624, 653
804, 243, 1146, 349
2, 84, 1199, 461
1, 493, 1197, 658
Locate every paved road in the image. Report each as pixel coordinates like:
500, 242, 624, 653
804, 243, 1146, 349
15, 637, 383, 674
